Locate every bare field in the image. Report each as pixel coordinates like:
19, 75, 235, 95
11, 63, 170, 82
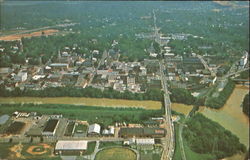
0, 29, 58, 41
0, 97, 162, 110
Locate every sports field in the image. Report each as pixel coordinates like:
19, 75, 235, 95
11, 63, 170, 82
95, 147, 137, 160
0, 97, 162, 110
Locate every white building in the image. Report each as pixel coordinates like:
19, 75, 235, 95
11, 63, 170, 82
88, 123, 101, 135
55, 140, 88, 155
102, 126, 115, 135
15, 71, 27, 82
136, 138, 155, 145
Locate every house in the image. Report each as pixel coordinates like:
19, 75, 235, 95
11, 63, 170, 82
15, 71, 27, 82
88, 123, 101, 135
42, 119, 59, 136
55, 140, 88, 155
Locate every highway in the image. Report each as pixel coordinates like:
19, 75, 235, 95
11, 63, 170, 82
152, 9, 175, 160
159, 60, 175, 160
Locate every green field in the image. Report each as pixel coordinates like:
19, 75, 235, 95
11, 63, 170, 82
99, 142, 123, 149
95, 147, 137, 160
84, 142, 96, 155
0, 104, 163, 127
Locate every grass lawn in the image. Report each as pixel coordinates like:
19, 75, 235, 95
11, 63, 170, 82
171, 103, 193, 116
84, 141, 96, 155
99, 141, 123, 149
0, 143, 15, 159
0, 97, 162, 110
139, 146, 162, 160
95, 147, 136, 160
74, 123, 88, 134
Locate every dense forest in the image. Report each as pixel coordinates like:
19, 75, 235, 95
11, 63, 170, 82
183, 113, 246, 159
242, 93, 249, 117
169, 88, 196, 105
1, 1, 249, 63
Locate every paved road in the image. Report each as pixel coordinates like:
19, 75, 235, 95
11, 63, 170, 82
159, 60, 175, 160
152, 9, 174, 160
196, 55, 216, 77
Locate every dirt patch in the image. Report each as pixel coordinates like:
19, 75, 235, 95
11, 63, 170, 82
26, 143, 52, 155
9, 143, 24, 159
0, 97, 162, 110
0, 29, 58, 41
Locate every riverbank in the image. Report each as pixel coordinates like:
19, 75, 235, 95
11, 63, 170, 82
199, 85, 249, 148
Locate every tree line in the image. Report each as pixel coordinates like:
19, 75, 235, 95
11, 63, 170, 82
183, 113, 246, 159
205, 80, 235, 109
242, 93, 249, 117
0, 85, 164, 102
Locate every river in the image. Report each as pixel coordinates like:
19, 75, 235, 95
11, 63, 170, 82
199, 85, 249, 148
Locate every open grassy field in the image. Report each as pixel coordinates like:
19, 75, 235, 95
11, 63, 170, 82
171, 103, 193, 115
199, 85, 249, 148
0, 97, 162, 110
95, 147, 137, 160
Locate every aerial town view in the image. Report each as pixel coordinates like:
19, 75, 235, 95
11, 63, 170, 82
0, 1, 249, 160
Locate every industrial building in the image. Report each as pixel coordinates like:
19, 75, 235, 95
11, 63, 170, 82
42, 119, 59, 136
55, 140, 88, 155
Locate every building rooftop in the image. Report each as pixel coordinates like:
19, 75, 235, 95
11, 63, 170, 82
43, 119, 59, 133
88, 123, 101, 134
55, 140, 88, 151
136, 138, 155, 145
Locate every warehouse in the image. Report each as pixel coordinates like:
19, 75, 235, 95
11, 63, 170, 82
42, 119, 59, 136
119, 127, 165, 138
55, 140, 88, 155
